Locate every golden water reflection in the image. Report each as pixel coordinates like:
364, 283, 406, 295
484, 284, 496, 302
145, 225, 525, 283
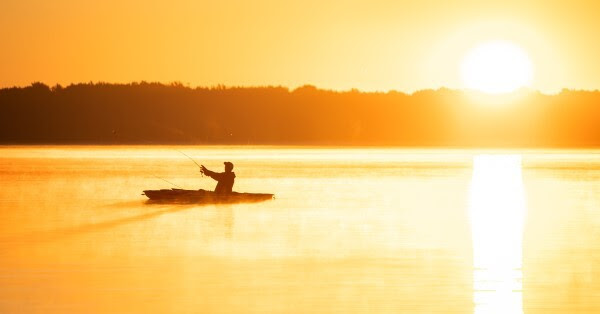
469, 155, 526, 314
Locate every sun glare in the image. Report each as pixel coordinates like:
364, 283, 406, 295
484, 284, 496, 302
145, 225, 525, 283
469, 155, 526, 314
461, 41, 533, 94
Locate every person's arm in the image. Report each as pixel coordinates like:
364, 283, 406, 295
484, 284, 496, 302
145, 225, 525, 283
201, 165, 223, 181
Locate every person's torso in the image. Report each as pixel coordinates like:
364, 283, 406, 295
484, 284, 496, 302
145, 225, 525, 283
215, 172, 235, 193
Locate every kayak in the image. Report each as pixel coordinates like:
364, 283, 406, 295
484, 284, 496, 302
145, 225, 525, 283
143, 189, 274, 204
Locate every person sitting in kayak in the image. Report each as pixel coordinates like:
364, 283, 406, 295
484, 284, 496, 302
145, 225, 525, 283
200, 162, 236, 193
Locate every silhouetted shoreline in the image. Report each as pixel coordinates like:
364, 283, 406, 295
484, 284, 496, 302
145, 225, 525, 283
1, 82, 599, 147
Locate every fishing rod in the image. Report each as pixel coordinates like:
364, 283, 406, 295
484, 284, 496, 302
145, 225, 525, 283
145, 150, 203, 189
110, 130, 204, 187
111, 130, 203, 171
176, 149, 205, 176
149, 149, 205, 187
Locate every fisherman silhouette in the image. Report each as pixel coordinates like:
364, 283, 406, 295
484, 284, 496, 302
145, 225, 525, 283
201, 162, 236, 193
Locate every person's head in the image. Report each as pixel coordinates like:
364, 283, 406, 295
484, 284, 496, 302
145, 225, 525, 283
224, 161, 234, 172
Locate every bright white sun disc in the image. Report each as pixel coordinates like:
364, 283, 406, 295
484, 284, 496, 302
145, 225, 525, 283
460, 41, 533, 94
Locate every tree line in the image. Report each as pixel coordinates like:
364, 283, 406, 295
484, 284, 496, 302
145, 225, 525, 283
0, 82, 599, 147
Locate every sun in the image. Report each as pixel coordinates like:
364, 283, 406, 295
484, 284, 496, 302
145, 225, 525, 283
460, 40, 533, 94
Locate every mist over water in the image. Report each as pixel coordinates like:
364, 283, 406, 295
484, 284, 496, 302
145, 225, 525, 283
0, 146, 599, 313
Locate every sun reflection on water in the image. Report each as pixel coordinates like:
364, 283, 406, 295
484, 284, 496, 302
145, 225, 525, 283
469, 155, 526, 314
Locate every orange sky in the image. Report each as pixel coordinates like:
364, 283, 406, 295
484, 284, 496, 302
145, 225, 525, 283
1, 0, 599, 92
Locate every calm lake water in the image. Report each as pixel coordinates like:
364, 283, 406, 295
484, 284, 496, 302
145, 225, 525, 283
0, 146, 599, 313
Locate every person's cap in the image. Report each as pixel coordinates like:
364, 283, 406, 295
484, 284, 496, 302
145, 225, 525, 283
224, 161, 234, 169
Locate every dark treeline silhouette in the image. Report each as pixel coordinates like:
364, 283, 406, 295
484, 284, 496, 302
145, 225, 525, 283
0, 82, 599, 147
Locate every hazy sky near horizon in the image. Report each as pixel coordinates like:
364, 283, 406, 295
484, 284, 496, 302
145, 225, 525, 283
1, 0, 599, 92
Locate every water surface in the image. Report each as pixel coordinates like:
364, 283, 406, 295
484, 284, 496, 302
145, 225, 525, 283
0, 147, 599, 313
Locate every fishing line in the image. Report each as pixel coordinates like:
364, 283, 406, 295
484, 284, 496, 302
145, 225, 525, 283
150, 174, 184, 189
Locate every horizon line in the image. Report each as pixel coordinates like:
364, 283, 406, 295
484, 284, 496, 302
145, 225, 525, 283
2, 81, 599, 97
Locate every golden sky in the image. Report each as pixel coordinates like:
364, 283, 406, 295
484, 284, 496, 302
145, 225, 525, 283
1, 0, 599, 92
